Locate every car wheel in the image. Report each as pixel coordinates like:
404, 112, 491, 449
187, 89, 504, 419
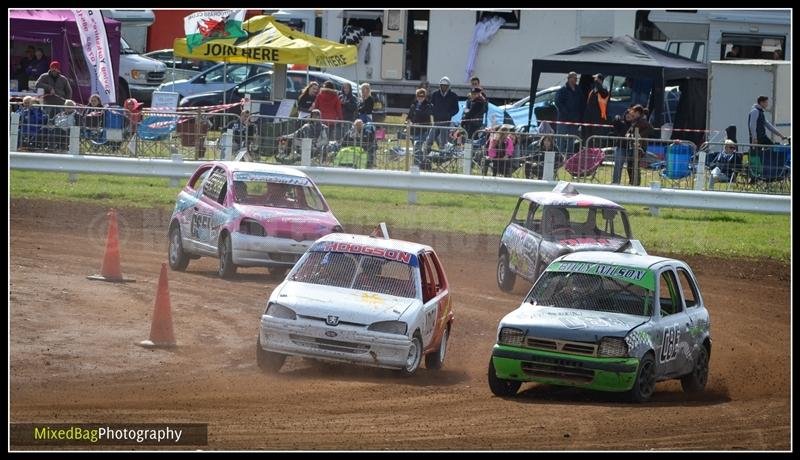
425, 326, 449, 370
168, 224, 190, 271
256, 336, 285, 373
487, 357, 521, 397
628, 353, 657, 403
398, 334, 423, 376
680, 346, 709, 394
218, 234, 237, 279
497, 252, 516, 292
118, 79, 130, 102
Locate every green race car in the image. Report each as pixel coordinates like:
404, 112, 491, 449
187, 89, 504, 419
488, 251, 711, 402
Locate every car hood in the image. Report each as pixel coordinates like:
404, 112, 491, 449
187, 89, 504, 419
500, 303, 648, 342
273, 281, 418, 324
233, 203, 339, 237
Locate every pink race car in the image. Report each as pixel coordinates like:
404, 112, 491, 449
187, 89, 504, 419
168, 161, 343, 278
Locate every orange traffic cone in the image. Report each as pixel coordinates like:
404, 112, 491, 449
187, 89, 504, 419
138, 263, 176, 348
88, 209, 134, 282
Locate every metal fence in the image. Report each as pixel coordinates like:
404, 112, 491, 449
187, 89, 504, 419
8, 102, 791, 195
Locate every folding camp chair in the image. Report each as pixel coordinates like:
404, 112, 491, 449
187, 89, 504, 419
660, 143, 694, 188
747, 144, 790, 193
564, 147, 605, 182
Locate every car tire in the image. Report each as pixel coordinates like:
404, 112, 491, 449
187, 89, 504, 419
425, 326, 449, 370
218, 234, 237, 279
168, 224, 190, 271
497, 252, 516, 292
398, 334, 423, 377
628, 353, 657, 403
680, 346, 709, 394
118, 79, 130, 102
256, 336, 285, 373
487, 357, 521, 397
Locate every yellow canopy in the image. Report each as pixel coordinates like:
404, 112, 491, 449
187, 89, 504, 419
173, 15, 356, 67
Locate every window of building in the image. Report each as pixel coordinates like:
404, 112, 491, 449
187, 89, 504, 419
476, 10, 520, 30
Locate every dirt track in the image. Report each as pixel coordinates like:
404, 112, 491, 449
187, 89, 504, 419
10, 199, 791, 450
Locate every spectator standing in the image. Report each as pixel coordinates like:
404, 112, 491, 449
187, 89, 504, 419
748, 95, 787, 145
34, 61, 72, 116
123, 98, 144, 136
611, 107, 633, 184
623, 104, 654, 186
357, 83, 374, 123
339, 82, 358, 122
554, 71, 583, 153
428, 76, 459, 149
311, 80, 343, 122
461, 87, 487, 138
296, 81, 319, 117
406, 88, 434, 166
582, 73, 609, 140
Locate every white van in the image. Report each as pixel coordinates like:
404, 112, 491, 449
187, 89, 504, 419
117, 36, 167, 104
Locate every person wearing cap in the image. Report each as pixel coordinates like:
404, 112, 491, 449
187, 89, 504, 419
34, 60, 72, 112
428, 76, 460, 149
461, 87, 487, 138
583, 73, 610, 140
708, 139, 743, 189
555, 71, 583, 153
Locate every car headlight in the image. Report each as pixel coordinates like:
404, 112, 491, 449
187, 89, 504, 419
598, 337, 628, 357
498, 327, 526, 347
265, 302, 296, 320
367, 321, 407, 335
130, 69, 147, 81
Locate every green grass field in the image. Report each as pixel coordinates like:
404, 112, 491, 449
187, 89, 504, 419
10, 170, 790, 261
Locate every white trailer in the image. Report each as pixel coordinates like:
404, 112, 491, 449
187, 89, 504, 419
706, 60, 791, 144
649, 10, 790, 63
272, 9, 650, 110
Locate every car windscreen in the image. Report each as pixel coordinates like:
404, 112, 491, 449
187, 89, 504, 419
290, 250, 418, 299
526, 271, 654, 317
543, 206, 631, 240
232, 172, 326, 211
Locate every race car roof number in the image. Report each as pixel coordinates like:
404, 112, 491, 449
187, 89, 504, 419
547, 261, 655, 290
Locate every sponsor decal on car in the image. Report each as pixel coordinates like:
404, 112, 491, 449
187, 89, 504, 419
547, 261, 655, 290
311, 241, 418, 266
233, 171, 311, 186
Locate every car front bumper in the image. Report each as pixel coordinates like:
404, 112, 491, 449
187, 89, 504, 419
260, 316, 412, 369
491, 344, 639, 392
231, 233, 314, 267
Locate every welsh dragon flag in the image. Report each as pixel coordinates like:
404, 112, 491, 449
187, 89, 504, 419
184, 10, 247, 51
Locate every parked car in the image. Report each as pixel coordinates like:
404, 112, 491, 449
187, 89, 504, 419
257, 232, 455, 376
488, 250, 711, 403
168, 161, 343, 278
118, 37, 167, 104
497, 182, 633, 292
179, 70, 386, 123
157, 62, 273, 100
143, 49, 218, 83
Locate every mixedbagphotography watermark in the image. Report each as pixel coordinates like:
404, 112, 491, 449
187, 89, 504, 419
10, 423, 208, 447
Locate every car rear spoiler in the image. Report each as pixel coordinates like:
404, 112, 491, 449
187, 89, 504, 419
616, 239, 648, 256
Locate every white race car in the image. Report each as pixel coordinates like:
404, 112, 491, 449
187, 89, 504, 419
257, 232, 455, 376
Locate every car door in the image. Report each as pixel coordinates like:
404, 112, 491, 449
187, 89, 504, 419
675, 265, 707, 373
655, 267, 692, 377
418, 252, 445, 350
179, 165, 214, 253
197, 64, 253, 96
192, 166, 229, 255
504, 199, 542, 281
